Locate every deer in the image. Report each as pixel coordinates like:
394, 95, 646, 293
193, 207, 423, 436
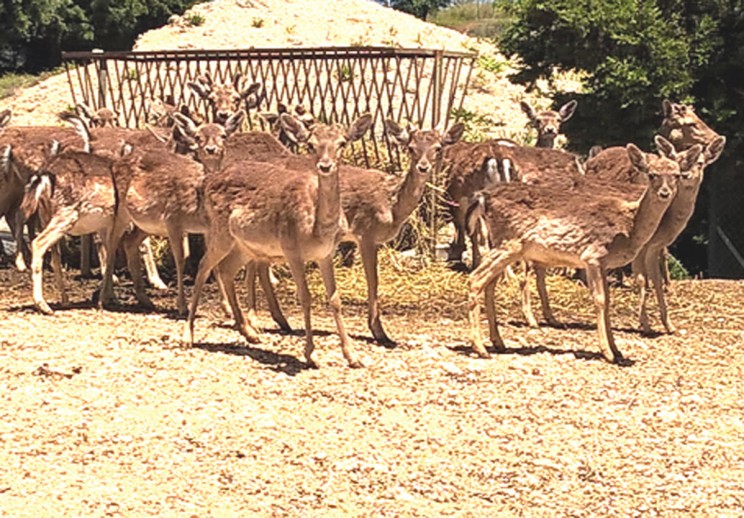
1, 121, 83, 272
97, 110, 246, 315
520, 100, 578, 149
74, 104, 119, 128
465, 139, 703, 363
20, 143, 134, 314
187, 72, 262, 125
238, 119, 465, 345
184, 113, 373, 369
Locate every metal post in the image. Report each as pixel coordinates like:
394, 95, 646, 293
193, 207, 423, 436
428, 50, 444, 259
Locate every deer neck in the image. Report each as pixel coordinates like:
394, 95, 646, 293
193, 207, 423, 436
680, 122, 717, 149
391, 163, 430, 227
656, 176, 703, 240
626, 186, 673, 253
313, 168, 342, 237
536, 135, 556, 148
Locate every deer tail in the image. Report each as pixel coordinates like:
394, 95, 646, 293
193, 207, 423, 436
20, 173, 54, 221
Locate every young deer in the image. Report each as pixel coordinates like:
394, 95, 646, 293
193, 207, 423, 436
633, 136, 725, 334
187, 72, 261, 125
184, 113, 373, 368
242, 119, 465, 345
99, 110, 246, 315
466, 141, 702, 363
75, 104, 119, 128
520, 100, 577, 148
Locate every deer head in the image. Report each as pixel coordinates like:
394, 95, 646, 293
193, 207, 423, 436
655, 133, 726, 181
75, 104, 119, 128
173, 110, 245, 171
279, 113, 373, 175
187, 72, 262, 125
385, 119, 465, 175
520, 100, 577, 148
261, 103, 316, 152
627, 138, 702, 201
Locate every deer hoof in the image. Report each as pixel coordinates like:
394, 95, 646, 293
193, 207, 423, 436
35, 301, 54, 315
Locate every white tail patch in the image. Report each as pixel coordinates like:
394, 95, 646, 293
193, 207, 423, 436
1, 145, 10, 172
502, 158, 513, 182
50, 139, 60, 157
465, 193, 486, 236
485, 157, 515, 184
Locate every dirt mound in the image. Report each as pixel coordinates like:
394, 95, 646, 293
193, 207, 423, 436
2, 0, 577, 142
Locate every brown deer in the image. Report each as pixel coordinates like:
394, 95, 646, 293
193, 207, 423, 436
241, 119, 465, 345
98, 110, 246, 315
20, 146, 134, 314
75, 104, 119, 128
466, 140, 702, 363
520, 100, 578, 148
187, 72, 261, 125
184, 113, 373, 368
1, 123, 83, 271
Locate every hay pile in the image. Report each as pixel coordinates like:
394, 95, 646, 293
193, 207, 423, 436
2, 0, 579, 142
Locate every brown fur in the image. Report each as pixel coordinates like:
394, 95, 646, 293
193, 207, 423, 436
660, 100, 720, 151
520, 100, 577, 148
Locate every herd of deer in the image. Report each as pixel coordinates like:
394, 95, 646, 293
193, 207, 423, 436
0, 71, 725, 368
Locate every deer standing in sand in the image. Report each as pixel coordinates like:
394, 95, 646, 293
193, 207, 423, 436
466, 139, 702, 363
184, 113, 373, 368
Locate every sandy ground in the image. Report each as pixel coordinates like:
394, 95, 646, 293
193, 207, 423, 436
1, 262, 743, 515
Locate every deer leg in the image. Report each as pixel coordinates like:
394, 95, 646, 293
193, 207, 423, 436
661, 247, 673, 293
519, 261, 539, 328
648, 248, 676, 334
216, 249, 261, 343
184, 235, 234, 347
80, 234, 92, 278
484, 280, 506, 352
165, 227, 188, 316
141, 237, 168, 290
120, 229, 154, 310
31, 209, 77, 315
318, 255, 361, 368
359, 238, 393, 345
585, 263, 623, 364
258, 262, 291, 332
243, 260, 260, 328
8, 207, 28, 272
284, 255, 318, 367
535, 263, 559, 326
633, 250, 653, 335
469, 242, 521, 358
470, 225, 482, 269
50, 242, 67, 306
448, 209, 466, 263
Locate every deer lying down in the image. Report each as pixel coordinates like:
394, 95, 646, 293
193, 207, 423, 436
465, 141, 702, 363
184, 113, 373, 368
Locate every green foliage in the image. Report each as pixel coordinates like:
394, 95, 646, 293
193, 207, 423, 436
183, 12, 205, 27
0, 0, 201, 74
668, 253, 691, 281
430, 1, 515, 39
389, 0, 452, 20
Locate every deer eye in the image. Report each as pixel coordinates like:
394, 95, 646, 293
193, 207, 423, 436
647, 173, 658, 179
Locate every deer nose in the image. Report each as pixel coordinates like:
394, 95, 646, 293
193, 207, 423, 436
417, 161, 431, 174
215, 111, 230, 122
317, 161, 334, 174
659, 186, 672, 199
544, 125, 557, 135
205, 145, 219, 155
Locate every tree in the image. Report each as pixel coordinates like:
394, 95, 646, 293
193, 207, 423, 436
498, 0, 744, 276
390, 0, 452, 20
0, 0, 199, 74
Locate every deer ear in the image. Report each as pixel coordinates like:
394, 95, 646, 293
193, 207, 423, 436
626, 144, 648, 173
346, 114, 372, 142
260, 112, 280, 127
187, 80, 211, 100
588, 145, 603, 159
225, 110, 245, 136
174, 124, 198, 149
173, 112, 198, 137
0, 108, 11, 129
279, 113, 310, 143
1, 145, 11, 173
678, 144, 703, 173
443, 122, 465, 146
520, 101, 537, 122
384, 119, 409, 146
233, 72, 243, 92
654, 135, 677, 159
75, 103, 94, 120
558, 100, 577, 121
704, 135, 726, 165
662, 99, 673, 118
120, 142, 133, 157
241, 81, 262, 100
